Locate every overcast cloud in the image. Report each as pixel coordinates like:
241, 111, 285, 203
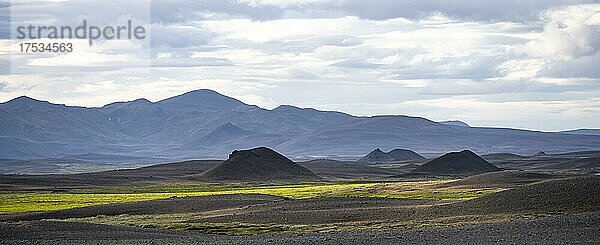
0, 0, 599, 131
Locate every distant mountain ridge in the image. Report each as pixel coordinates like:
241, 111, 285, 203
438, 120, 470, 127
560, 129, 600, 136
2, 89, 600, 160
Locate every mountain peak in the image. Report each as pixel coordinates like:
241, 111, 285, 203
132, 98, 152, 104
229, 146, 273, 159
4, 96, 43, 104
157, 89, 249, 110
439, 120, 470, 127
101, 98, 154, 110
273, 105, 303, 111
2, 96, 57, 108
183, 89, 221, 95
212, 122, 249, 134
193, 122, 254, 146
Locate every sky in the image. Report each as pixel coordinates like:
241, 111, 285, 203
0, 0, 599, 131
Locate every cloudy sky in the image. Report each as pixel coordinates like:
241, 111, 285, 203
0, 0, 599, 131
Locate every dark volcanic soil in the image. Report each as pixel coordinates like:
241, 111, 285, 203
437, 170, 570, 188
196, 176, 600, 225
0, 195, 439, 225
0, 160, 221, 190
0, 194, 285, 222
197, 197, 439, 225
299, 159, 404, 180
451, 175, 600, 214
1, 212, 599, 244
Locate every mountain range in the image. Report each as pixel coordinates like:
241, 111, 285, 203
1, 89, 600, 160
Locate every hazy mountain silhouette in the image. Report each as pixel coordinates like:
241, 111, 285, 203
194, 122, 254, 145
358, 148, 425, 163
438, 120, 470, 127
197, 147, 320, 181
560, 129, 600, 136
1, 89, 600, 160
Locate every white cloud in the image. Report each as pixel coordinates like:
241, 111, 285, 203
397, 96, 600, 130
526, 4, 600, 60
240, 0, 332, 8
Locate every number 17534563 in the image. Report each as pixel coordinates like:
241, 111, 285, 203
19, 42, 73, 53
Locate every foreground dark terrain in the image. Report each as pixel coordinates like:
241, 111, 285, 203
1, 149, 599, 244
2, 212, 599, 244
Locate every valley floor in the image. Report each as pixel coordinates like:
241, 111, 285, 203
1, 151, 599, 244
1, 212, 599, 244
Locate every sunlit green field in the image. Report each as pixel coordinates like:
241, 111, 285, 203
0, 180, 503, 213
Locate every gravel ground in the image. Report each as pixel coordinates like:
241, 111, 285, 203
0, 194, 285, 222
453, 175, 600, 214
437, 170, 568, 188
0, 195, 437, 224
197, 197, 436, 224
1, 212, 599, 244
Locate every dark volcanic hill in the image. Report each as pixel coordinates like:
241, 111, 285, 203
410, 150, 500, 176
358, 148, 425, 163
198, 147, 321, 182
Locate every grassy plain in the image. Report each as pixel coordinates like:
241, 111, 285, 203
0, 180, 502, 213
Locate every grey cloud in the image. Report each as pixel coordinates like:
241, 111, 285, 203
386, 54, 506, 81
319, 35, 363, 47
152, 57, 233, 67
261, 35, 363, 53
418, 79, 600, 96
241, 0, 595, 21
526, 81, 600, 93
330, 60, 382, 69
331, 0, 592, 21
0, 59, 8, 75
418, 80, 531, 95
147, 0, 599, 23
282, 69, 320, 80
0, 79, 37, 93
540, 52, 600, 79
0, 2, 8, 39
150, 0, 282, 23
9, 0, 151, 27
150, 51, 234, 67
151, 24, 213, 48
